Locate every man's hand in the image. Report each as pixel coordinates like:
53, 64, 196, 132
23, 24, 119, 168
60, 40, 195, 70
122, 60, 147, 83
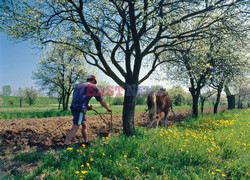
100, 99, 112, 113
87, 105, 93, 110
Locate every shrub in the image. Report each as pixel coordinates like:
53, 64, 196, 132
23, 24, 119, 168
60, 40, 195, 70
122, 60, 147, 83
136, 96, 146, 105
8, 97, 16, 105
112, 97, 124, 105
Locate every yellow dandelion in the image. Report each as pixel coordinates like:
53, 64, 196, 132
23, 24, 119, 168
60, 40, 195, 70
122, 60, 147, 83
103, 153, 105, 156
90, 158, 94, 161
135, 167, 139, 170
75, 171, 79, 174
222, 174, 226, 177
81, 170, 87, 174
103, 178, 108, 180
86, 163, 90, 166
215, 169, 221, 172
199, 167, 203, 170
118, 164, 122, 166
124, 155, 127, 158
212, 172, 215, 174
146, 175, 150, 178
81, 165, 84, 167
151, 167, 154, 169
67, 147, 73, 150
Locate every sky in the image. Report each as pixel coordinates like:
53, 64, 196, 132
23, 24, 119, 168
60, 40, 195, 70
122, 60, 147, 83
0, 32, 174, 96
0, 32, 39, 91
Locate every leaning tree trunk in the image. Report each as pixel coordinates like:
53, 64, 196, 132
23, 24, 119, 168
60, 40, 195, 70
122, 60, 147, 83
122, 84, 138, 136
214, 87, 222, 114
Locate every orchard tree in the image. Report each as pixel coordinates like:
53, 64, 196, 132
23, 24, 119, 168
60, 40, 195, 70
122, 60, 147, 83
33, 44, 93, 111
208, 41, 248, 113
24, 87, 38, 105
167, 86, 186, 106
1, 0, 248, 135
2, 85, 11, 96
17, 87, 25, 107
200, 89, 216, 115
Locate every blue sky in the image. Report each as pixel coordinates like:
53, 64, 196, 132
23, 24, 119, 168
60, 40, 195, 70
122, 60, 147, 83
0, 32, 40, 91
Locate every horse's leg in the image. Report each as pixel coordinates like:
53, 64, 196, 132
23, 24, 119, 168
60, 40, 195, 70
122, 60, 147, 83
162, 109, 169, 127
156, 111, 164, 128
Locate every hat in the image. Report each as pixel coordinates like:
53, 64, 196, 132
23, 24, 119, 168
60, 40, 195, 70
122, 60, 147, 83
87, 75, 96, 80
87, 75, 97, 84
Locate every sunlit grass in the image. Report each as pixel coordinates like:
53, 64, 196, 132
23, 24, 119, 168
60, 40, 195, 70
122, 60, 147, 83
5, 109, 249, 179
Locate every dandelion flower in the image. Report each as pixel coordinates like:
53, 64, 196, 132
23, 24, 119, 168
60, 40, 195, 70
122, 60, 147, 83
103, 153, 105, 156
90, 158, 94, 161
67, 147, 73, 150
86, 163, 90, 166
222, 174, 226, 177
215, 169, 221, 172
124, 155, 127, 158
81, 170, 87, 174
75, 171, 79, 174
135, 167, 139, 170
151, 167, 155, 169
81, 165, 84, 167
146, 175, 150, 178
118, 164, 122, 166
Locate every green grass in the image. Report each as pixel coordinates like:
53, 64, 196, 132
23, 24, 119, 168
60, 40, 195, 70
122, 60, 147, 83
3, 109, 249, 180
0, 95, 59, 108
0, 105, 148, 119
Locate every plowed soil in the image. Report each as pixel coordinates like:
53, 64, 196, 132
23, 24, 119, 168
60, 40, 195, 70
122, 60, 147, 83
0, 106, 227, 176
0, 106, 228, 155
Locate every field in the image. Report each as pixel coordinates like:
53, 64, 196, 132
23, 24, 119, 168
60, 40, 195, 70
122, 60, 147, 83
2, 105, 249, 179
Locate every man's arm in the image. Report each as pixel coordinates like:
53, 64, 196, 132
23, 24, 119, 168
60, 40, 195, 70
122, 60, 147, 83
99, 99, 112, 112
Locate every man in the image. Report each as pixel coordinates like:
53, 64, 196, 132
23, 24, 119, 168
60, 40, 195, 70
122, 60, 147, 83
64, 75, 112, 146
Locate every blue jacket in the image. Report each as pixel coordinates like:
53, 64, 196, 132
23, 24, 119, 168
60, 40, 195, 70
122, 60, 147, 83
70, 82, 103, 113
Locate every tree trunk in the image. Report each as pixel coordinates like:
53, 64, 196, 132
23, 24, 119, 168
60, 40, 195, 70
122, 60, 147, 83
227, 95, 235, 110
200, 97, 205, 115
190, 88, 200, 117
20, 97, 22, 107
122, 84, 137, 136
214, 88, 222, 114
65, 93, 70, 111
192, 95, 199, 117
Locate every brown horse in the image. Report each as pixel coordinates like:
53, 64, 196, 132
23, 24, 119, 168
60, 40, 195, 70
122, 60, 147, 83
147, 89, 173, 127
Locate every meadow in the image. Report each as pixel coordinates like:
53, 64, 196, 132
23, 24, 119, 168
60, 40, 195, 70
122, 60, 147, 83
3, 108, 249, 180
0, 95, 195, 119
